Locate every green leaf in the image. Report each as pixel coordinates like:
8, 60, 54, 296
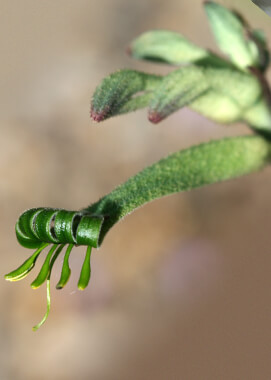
86, 135, 271, 245
204, 1, 257, 69
128, 30, 210, 65
91, 69, 161, 122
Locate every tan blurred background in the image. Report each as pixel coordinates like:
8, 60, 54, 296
1, 0, 271, 379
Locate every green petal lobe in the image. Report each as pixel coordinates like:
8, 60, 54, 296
32, 245, 64, 331
56, 244, 73, 289
31, 245, 58, 289
78, 246, 92, 290
4, 243, 48, 282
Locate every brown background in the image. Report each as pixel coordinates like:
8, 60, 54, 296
1, 0, 271, 379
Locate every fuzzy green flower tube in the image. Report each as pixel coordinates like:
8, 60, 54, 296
86, 135, 271, 244
11, 136, 270, 251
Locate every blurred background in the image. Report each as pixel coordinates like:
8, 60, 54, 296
1, 0, 271, 379
252, 0, 271, 16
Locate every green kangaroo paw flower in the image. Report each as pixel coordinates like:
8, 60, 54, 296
190, 65, 267, 127
77, 246, 92, 290
8, 2, 271, 333
4, 243, 49, 281
32, 245, 64, 331
148, 65, 209, 123
91, 69, 161, 122
56, 244, 73, 289
148, 64, 263, 125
